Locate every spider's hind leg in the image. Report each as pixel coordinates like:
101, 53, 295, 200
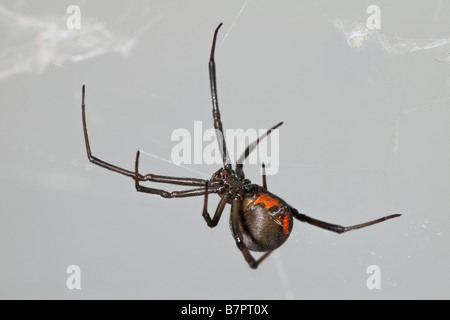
291, 208, 401, 234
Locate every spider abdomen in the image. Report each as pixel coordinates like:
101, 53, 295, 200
230, 191, 293, 252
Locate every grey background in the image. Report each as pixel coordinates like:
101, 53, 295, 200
0, 0, 449, 299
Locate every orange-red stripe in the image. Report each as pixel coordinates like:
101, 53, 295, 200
253, 194, 279, 209
282, 214, 292, 237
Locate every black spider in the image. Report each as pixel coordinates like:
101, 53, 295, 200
81, 23, 400, 269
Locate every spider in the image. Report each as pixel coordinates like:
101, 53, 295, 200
81, 23, 401, 269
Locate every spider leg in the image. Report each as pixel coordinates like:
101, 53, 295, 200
202, 182, 231, 227
209, 23, 231, 168
83, 85, 207, 187
209, 24, 282, 176
261, 163, 267, 190
235, 122, 283, 179
134, 150, 212, 198
291, 208, 401, 234
230, 195, 273, 269
82, 85, 144, 180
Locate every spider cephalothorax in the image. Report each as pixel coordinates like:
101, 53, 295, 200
81, 23, 400, 269
209, 166, 250, 198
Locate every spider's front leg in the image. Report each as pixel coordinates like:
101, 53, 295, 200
82, 84, 208, 190
134, 150, 210, 198
82, 85, 146, 180
202, 183, 232, 228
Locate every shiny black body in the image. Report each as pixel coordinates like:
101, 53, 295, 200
81, 23, 401, 269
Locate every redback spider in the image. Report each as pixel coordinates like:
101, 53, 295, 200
81, 23, 401, 269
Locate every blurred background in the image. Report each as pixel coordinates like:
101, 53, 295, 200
0, 0, 449, 299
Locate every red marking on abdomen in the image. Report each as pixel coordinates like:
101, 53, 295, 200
253, 194, 280, 209
282, 214, 292, 237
